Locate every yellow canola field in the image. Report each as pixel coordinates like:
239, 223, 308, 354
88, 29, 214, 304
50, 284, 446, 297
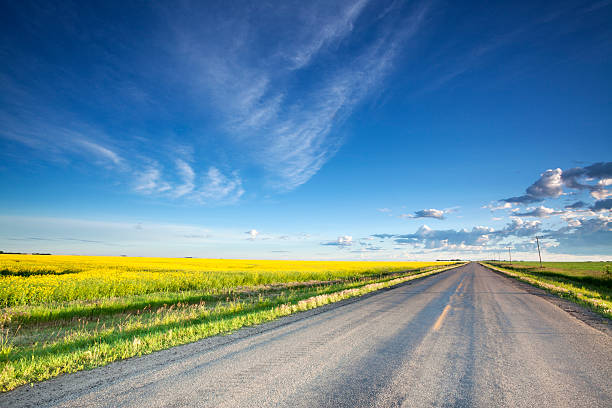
0, 255, 448, 306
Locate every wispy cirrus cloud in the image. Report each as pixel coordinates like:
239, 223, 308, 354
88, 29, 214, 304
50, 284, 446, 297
1, 0, 433, 202
173, 159, 196, 198
286, 0, 370, 70
77, 140, 123, 166
0, 110, 124, 168
134, 162, 244, 204
167, 0, 432, 191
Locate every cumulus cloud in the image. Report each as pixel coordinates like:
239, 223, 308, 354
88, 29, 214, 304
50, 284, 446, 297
502, 168, 563, 203
499, 218, 541, 237
369, 211, 612, 256
591, 198, 612, 212
562, 162, 612, 196
513, 206, 562, 218
372, 233, 396, 239
355, 240, 383, 252
246, 229, 259, 240
543, 214, 612, 254
565, 201, 587, 209
374, 218, 541, 250
321, 235, 353, 246
502, 162, 612, 204
483, 202, 513, 211
400, 208, 448, 220
526, 168, 564, 198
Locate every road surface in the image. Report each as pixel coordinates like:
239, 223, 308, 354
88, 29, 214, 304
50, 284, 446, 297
2, 262, 611, 407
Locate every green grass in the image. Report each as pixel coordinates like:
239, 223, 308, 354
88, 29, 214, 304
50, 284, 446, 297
499, 261, 611, 274
0, 262, 462, 392
482, 261, 612, 320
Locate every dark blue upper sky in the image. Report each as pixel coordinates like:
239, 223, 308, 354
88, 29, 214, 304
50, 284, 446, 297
1, 0, 611, 259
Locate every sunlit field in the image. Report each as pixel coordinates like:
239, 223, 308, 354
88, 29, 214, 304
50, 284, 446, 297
0, 254, 458, 391
0, 255, 447, 306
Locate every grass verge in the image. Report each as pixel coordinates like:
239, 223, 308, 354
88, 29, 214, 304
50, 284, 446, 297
0, 263, 463, 392
480, 262, 612, 320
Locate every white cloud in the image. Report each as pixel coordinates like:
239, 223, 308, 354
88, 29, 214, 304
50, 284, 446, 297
135, 167, 163, 193
173, 159, 196, 197
400, 208, 448, 220
483, 202, 513, 211
321, 235, 353, 246
0, 1, 434, 202
337, 235, 353, 245
134, 163, 243, 204
503, 162, 612, 203
78, 140, 122, 165
591, 188, 611, 200
287, 0, 370, 69
168, 1, 431, 192
513, 206, 561, 218
246, 229, 259, 240
197, 167, 244, 203
526, 168, 564, 198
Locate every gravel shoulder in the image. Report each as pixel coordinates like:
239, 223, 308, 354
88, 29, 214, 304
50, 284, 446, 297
479, 262, 611, 336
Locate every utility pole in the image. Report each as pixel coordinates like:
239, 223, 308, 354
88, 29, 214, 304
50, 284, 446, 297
535, 236, 543, 268
507, 247, 512, 265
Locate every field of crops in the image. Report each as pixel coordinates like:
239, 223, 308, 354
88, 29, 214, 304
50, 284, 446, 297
0, 254, 456, 391
496, 261, 611, 275
0, 255, 442, 307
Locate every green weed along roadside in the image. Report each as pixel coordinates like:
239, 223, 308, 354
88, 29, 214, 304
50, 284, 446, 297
480, 262, 612, 320
0, 263, 463, 392
2, 271, 408, 326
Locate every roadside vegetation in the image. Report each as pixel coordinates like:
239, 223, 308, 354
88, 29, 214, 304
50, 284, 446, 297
0, 254, 460, 392
481, 261, 612, 320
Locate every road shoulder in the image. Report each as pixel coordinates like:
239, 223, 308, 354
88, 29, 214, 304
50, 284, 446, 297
479, 262, 611, 337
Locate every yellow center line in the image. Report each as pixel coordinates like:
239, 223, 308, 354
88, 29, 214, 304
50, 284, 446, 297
432, 276, 466, 332
432, 304, 451, 331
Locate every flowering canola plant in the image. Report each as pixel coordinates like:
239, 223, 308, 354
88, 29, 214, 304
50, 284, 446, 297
0, 255, 448, 307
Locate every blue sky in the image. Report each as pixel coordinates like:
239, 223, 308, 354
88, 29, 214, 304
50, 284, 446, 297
1, 0, 611, 260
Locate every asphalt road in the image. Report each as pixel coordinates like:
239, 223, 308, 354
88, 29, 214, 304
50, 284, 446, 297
3, 262, 612, 407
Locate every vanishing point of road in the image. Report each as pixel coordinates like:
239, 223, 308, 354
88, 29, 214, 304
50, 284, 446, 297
3, 262, 611, 407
